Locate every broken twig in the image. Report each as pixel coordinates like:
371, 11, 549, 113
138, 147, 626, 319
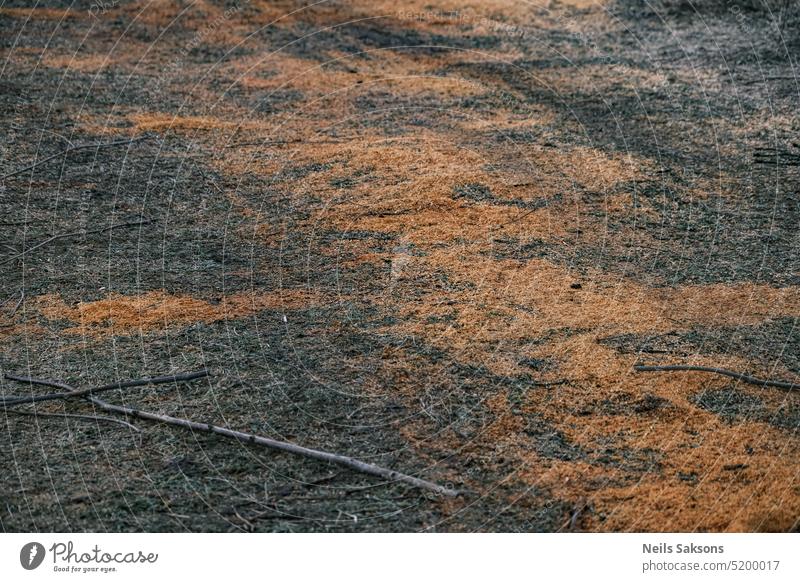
5, 408, 141, 432
4, 372, 461, 497
633, 364, 797, 392
1, 370, 209, 406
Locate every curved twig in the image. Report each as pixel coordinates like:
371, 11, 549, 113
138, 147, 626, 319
1, 370, 209, 406
633, 364, 798, 391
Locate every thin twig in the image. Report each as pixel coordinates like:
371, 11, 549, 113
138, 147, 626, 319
1, 370, 209, 406
633, 364, 798, 391
559, 497, 590, 532
10, 291, 24, 316
0, 220, 153, 266
2, 136, 152, 180
224, 138, 343, 148
5, 408, 141, 432
4, 372, 461, 497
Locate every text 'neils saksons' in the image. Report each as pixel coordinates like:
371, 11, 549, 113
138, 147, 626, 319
643, 543, 724, 554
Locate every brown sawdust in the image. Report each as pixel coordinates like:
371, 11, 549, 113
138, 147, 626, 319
43, 54, 113, 74
247, 138, 649, 250
0, 8, 79, 20
36, 289, 320, 337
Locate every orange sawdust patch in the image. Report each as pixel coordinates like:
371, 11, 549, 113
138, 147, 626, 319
43, 54, 114, 74
365, 0, 551, 29
0, 8, 80, 20
665, 284, 800, 327
223, 50, 491, 127
470, 365, 800, 532
395, 253, 799, 376
456, 106, 557, 133
237, 138, 649, 250
115, 0, 235, 37
36, 290, 320, 337
525, 414, 800, 532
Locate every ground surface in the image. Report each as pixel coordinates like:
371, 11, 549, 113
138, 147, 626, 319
1, 0, 798, 532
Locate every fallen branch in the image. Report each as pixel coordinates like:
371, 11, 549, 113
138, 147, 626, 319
633, 364, 798, 391
0, 220, 153, 266
1, 370, 209, 406
2, 136, 151, 180
5, 372, 461, 497
5, 408, 141, 432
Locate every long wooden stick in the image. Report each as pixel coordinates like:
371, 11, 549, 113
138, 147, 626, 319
2, 136, 151, 180
4, 373, 461, 497
0, 220, 153, 266
1, 370, 209, 406
633, 364, 798, 391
